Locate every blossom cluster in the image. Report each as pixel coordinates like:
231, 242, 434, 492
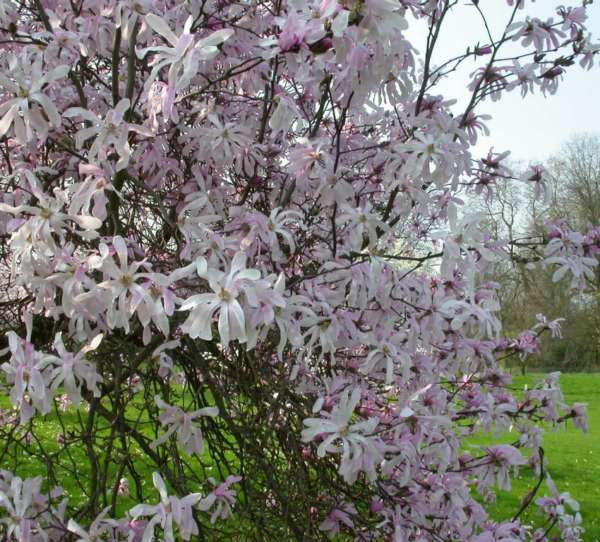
0, 0, 597, 540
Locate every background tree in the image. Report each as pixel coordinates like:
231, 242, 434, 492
550, 133, 600, 231
474, 134, 600, 373
541, 133, 600, 370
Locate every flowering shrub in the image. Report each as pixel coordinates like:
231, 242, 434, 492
0, 0, 598, 540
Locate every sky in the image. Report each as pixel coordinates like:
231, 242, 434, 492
406, 1, 600, 164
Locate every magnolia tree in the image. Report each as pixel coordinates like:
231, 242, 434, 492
0, 0, 597, 540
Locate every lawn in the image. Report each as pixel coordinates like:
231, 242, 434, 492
0, 373, 597, 539
0, 386, 225, 519
472, 373, 600, 541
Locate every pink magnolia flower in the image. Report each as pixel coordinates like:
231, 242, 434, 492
509, 17, 566, 52
184, 114, 253, 166
532, 313, 565, 338
68, 163, 118, 220
431, 204, 493, 279
557, 5, 588, 33
45, 248, 99, 324
148, 340, 179, 380
179, 251, 261, 345
564, 403, 588, 433
0, 171, 102, 258
394, 131, 458, 184
146, 81, 179, 127
474, 445, 526, 491
469, 65, 508, 102
340, 200, 389, 250
0, 1, 597, 540
49, 332, 103, 408
0, 55, 70, 144
506, 60, 540, 97
558, 512, 585, 542
0, 475, 45, 542
64, 99, 153, 170
137, 14, 234, 93
0, 331, 54, 423
520, 165, 552, 203
150, 395, 219, 455
256, 207, 301, 258
302, 387, 382, 483
198, 475, 242, 524
32, 11, 89, 63
269, 92, 301, 134
129, 472, 201, 542
246, 272, 312, 358
104, 0, 156, 39
77, 236, 152, 333
136, 273, 178, 342
318, 501, 357, 539
536, 475, 579, 519
67, 506, 119, 542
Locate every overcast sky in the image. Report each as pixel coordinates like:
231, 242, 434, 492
407, 1, 600, 164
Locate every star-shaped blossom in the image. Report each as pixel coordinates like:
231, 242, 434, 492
67, 506, 119, 542
150, 395, 219, 455
179, 251, 261, 345
184, 114, 252, 166
49, 333, 103, 408
105, 0, 156, 39
0, 171, 102, 258
129, 473, 201, 542
0, 55, 70, 144
318, 501, 357, 539
137, 15, 234, 93
473, 444, 526, 491
0, 475, 45, 541
431, 204, 493, 279
64, 99, 153, 170
302, 387, 382, 483
198, 475, 242, 524
77, 236, 152, 333
1, 331, 55, 423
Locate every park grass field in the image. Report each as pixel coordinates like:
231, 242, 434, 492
474, 373, 600, 541
0, 373, 598, 539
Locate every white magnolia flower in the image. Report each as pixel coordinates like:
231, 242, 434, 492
179, 251, 261, 345
64, 99, 153, 170
302, 387, 382, 483
50, 333, 103, 408
1, 331, 55, 422
130, 473, 201, 542
150, 395, 219, 455
0, 476, 44, 541
0, 171, 102, 258
137, 15, 234, 92
67, 506, 118, 542
184, 114, 252, 165
0, 55, 70, 143
75, 236, 152, 333
340, 201, 389, 250
432, 204, 493, 279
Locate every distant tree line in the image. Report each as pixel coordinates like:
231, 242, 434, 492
477, 133, 600, 373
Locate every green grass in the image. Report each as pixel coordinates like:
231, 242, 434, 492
1, 374, 598, 539
0, 398, 151, 516
471, 373, 600, 541
0, 386, 232, 519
